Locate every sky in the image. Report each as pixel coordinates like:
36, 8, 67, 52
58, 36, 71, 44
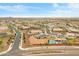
0, 3, 79, 17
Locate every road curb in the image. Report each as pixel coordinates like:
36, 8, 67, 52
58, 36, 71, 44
0, 43, 13, 55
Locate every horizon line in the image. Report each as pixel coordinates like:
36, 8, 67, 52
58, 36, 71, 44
0, 16, 79, 18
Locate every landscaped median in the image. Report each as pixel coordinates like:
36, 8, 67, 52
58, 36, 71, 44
0, 24, 16, 55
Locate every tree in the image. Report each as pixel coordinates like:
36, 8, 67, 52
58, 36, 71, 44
67, 37, 76, 45
0, 40, 2, 45
48, 36, 56, 40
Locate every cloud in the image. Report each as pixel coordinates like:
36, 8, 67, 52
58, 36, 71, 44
0, 5, 28, 12
68, 3, 79, 9
0, 3, 79, 17
48, 3, 79, 17
53, 3, 59, 7
0, 4, 43, 12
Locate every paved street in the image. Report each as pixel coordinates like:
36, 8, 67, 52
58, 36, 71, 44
2, 46, 79, 56
0, 24, 21, 56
